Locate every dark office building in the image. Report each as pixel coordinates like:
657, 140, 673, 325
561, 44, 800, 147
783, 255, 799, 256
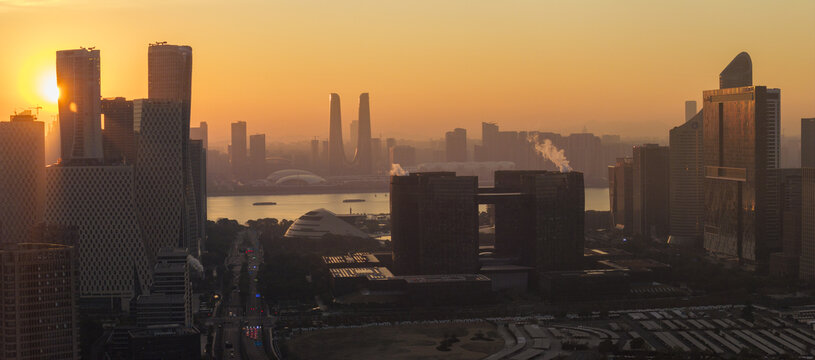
608, 158, 634, 235
391, 172, 479, 275
445, 128, 467, 162
489, 171, 585, 276
802, 118, 815, 168
703, 85, 782, 268
769, 169, 802, 278
249, 133, 266, 179
102, 97, 136, 164
669, 110, 704, 245
633, 144, 670, 240
230, 121, 247, 179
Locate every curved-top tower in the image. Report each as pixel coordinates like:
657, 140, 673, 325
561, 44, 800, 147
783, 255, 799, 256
719, 52, 752, 89
328, 93, 346, 175
353, 93, 372, 174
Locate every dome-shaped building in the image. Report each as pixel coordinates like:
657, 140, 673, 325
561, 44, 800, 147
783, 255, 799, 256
284, 208, 370, 239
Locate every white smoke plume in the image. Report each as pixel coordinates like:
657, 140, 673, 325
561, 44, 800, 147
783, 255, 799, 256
390, 163, 409, 176
187, 255, 204, 275
528, 134, 572, 172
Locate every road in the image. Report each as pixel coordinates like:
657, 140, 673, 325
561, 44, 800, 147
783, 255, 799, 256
212, 230, 269, 360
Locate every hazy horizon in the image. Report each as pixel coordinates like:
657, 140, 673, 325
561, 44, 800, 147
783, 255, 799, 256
1, 0, 813, 145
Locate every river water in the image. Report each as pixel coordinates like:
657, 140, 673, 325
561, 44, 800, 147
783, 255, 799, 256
208, 188, 610, 223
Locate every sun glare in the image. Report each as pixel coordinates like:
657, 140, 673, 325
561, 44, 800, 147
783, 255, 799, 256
38, 70, 59, 103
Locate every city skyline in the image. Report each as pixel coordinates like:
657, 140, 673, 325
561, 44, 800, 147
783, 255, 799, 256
1, 1, 813, 145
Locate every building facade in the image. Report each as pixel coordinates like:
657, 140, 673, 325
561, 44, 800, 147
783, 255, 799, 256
391, 173, 479, 275
608, 158, 633, 235
328, 93, 346, 175
45, 164, 152, 310
56, 48, 103, 160
0, 112, 45, 244
802, 118, 815, 168
0, 243, 80, 360
134, 99, 194, 259
249, 133, 266, 179
445, 128, 467, 162
669, 110, 704, 245
703, 86, 781, 267
801, 168, 815, 280
230, 121, 247, 179
633, 144, 670, 240
101, 97, 135, 164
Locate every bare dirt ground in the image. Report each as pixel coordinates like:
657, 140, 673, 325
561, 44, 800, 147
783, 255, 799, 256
286, 322, 504, 360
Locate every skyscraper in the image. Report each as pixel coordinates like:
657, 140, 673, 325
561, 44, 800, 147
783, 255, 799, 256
719, 51, 752, 89
230, 121, 247, 179
249, 133, 266, 179
148, 43, 192, 106
310, 139, 320, 170
328, 93, 346, 175
632, 144, 670, 240
802, 118, 815, 168
56, 48, 103, 160
391, 172, 479, 275
669, 110, 704, 245
703, 83, 781, 267
685, 100, 697, 122
353, 93, 373, 174
445, 128, 467, 162
101, 97, 135, 164
147, 43, 199, 258
0, 243, 79, 359
608, 158, 633, 235
134, 99, 190, 258
0, 111, 45, 244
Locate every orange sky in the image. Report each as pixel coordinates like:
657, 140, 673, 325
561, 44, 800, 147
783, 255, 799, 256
1, 0, 813, 147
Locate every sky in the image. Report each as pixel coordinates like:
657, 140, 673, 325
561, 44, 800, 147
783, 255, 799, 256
1, 0, 813, 148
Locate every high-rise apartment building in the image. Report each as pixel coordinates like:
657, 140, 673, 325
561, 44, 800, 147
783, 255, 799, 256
801, 118, 815, 168
391, 173, 479, 275
0, 243, 79, 359
445, 128, 467, 162
669, 110, 704, 245
0, 111, 45, 244
310, 139, 320, 170
328, 93, 346, 175
633, 144, 670, 240
249, 133, 266, 179
370, 137, 382, 171
685, 100, 697, 122
45, 164, 152, 310
56, 48, 103, 160
101, 97, 135, 164
608, 158, 634, 235
230, 121, 247, 179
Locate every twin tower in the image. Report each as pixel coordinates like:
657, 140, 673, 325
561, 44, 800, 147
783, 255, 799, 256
328, 93, 372, 175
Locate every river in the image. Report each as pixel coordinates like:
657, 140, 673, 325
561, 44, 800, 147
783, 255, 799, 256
208, 188, 610, 224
